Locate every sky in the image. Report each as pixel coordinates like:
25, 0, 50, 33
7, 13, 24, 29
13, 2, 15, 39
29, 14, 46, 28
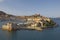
0, 0, 60, 17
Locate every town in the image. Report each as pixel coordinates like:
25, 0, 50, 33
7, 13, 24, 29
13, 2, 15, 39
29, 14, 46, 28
0, 11, 56, 31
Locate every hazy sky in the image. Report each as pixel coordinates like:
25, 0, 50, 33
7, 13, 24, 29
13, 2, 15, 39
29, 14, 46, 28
0, 0, 60, 17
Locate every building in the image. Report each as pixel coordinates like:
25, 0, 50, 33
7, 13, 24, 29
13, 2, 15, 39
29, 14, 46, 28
2, 22, 19, 31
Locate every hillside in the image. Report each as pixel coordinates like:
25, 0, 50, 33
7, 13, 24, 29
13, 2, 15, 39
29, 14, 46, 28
0, 11, 16, 21
0, 11, 57, 31
0, 11, 56, 27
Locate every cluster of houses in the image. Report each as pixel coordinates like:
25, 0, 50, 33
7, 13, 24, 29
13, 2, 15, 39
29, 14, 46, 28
2, 14, 55, 31
25, 14, 51, 27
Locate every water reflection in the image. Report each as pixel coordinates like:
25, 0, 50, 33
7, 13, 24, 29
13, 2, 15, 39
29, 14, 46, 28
5, 31, 17, 40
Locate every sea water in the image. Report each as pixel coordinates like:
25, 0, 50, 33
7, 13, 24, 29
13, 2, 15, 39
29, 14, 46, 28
0, 18, 60, 40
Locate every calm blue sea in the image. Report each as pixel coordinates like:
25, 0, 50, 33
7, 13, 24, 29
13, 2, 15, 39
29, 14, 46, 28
0, 18, 60, 40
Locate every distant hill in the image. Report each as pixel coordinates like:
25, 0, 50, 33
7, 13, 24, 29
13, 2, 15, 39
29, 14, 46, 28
0, 11, 56, 22
0, 11, 16, 21
0, 11, 51, 21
